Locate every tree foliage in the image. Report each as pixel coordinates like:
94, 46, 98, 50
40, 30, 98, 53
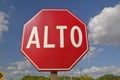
20, 75, 49, 80
20, 74, 120, 80
96, 74, 120, 80
20, 75, 94, 80
79, 74, 94, 80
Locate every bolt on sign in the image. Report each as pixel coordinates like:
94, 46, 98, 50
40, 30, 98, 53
21, 9, 89, 71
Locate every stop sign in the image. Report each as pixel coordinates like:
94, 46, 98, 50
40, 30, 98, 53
21, 9, 89, 71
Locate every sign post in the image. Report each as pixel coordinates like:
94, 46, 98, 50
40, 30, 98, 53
21, 9, 89, 79
50, 71, 58, 80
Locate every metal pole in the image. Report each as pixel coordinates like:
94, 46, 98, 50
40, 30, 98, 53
50, 71, 58, 80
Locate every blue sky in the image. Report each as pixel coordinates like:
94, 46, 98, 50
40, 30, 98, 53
0, 0, 120, 80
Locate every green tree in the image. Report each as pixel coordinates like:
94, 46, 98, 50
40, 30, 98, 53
96, 74, 120, 80
20, 75, 49, 80
79, 74, 94, 80
10, 77, 13, 80
58, 76, 70, 80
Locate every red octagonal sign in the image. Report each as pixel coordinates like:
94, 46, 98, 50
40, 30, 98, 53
21, 9, 89, 71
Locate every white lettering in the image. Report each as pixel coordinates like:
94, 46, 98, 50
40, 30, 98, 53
44, 26, 55, 48
26, 25, 83, 49
26, 26, 40, 48
56, 26, 67, 48
70, 26, 82, 47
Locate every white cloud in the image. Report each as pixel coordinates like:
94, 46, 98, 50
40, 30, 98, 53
10, 6, 15, 10
0, 11, 9, 41
58, 66, 120, 78
83, 46, 103, 60
13, 70, 23, 75
59, 66, 120, 78
24, 70, 31, 74
7, 60, 32, 76
113, 69, 120, 75
82, 66, 117, 74
12, 70, 31, 75
89, 4, 120, 45
74, 66, 120, 78
7, 66, 16, 70
14, 60, 32, 70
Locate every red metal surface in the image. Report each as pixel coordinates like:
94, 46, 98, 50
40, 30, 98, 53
21, 9, 89, 71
